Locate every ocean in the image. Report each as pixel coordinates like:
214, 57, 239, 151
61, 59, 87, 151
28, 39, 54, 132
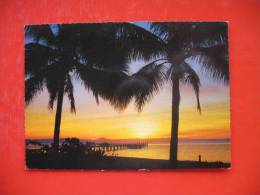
106, 141, 230, 163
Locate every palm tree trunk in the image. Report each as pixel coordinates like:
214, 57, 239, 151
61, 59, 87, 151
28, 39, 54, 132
53, 81, 65, 151
169, 77, 180, 166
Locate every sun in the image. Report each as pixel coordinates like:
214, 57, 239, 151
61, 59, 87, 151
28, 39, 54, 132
136, 129, 150, 138
131, 121, 156, 138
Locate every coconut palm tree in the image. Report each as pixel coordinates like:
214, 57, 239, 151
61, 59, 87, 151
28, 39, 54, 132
25, 23, 165, 151
118, 22, 229, 165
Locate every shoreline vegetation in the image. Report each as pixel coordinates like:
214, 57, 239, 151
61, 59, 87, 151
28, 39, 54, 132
26, 138, 230, 169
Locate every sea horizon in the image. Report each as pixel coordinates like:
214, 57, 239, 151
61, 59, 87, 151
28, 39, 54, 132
26, 137, 230, 144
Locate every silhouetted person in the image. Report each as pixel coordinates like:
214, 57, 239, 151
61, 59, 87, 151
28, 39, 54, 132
198, 155, 201, 162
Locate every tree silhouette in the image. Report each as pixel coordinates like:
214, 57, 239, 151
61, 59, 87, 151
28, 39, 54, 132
118, 22, 229, 165
25, 23, 164, 151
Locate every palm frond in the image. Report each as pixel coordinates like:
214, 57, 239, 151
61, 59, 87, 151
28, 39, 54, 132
189, 44, 229, 83
150, 22, 170, 41
115, 61, 166, 112
64, 74, 76, 113
111, 77, 139, 111
167, 62, 186, 82
25, 43, 60, 107
25, 43, 56, 76
25, 76, 44, 105
151, 22, 195, 51
60, 23, 167, 72
189, 22, 228, 47
151, 22, 227, 49
59, 23, 129, 72
165, 64, 174, 80
180, 62, 201, 113
116, 23, 167, 61
75, 63, 129, 110
48, 89, 58, 110
45, 65, 62, 110
25, 25, 56, 45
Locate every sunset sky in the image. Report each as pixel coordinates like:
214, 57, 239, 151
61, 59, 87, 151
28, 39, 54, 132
25, 22, 230, 141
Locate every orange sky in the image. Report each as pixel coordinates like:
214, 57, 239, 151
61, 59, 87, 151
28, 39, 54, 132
25, 60, 230, 140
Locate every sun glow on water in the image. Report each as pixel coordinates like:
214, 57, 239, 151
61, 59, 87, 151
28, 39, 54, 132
107, 142, 231, 162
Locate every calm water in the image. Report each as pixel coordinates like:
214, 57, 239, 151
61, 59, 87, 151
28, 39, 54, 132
106, 142, 230, 163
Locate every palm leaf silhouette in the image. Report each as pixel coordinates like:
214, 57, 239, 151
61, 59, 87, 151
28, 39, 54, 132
130, 22, 229, 165
25, 22, 165, 150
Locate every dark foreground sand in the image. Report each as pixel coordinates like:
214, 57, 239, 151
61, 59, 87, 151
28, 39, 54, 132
92, 156, 230, 170
27, 156, 230, 170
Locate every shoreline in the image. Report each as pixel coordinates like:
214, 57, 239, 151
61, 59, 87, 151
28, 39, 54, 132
93, 156, 231, 169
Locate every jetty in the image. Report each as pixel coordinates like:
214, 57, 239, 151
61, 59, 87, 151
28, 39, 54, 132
86, 142, 148, 151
